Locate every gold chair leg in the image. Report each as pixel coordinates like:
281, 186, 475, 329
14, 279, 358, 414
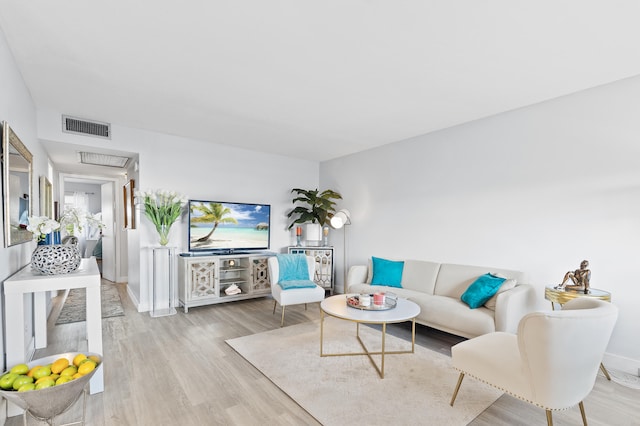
273, 300, 277, 315
450, 373, 464, 406
280, 305, 285, 327
578, 401, 587, 426
600, 363, 611, 380
546, 410, 553, 426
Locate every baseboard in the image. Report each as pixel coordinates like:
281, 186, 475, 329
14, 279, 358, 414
603, 351, 640, 376
125, 285, 148, 312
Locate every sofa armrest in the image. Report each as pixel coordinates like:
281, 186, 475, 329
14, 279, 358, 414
346, 265, 368, 292
494, 284, 537, 333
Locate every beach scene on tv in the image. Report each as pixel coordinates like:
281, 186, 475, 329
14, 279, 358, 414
189, 201, 270, 251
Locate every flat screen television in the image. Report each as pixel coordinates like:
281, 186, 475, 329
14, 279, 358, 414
188, 200, 271, 253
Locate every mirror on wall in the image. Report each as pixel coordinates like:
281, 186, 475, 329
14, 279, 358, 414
2, 121, 33, 247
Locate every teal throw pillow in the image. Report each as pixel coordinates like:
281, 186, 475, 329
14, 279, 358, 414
461, 273, 506, 309
277, 254, 309, 281
370, 257, 404, 288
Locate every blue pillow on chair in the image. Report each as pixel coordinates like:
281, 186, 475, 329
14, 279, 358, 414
461, 273, 506, 309
370, 257, 404, 288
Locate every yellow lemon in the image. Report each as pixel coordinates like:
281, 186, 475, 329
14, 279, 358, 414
51, 358, 69, 374
9, 363, 29, 375
60, 366, 78, 377
0, 373, 18, 390
72, 354, 87, 367
71, 372, 83, 380
35, 378, 55, 390
12, 375, 33, 390
77, 360, 96, 375
27, 365, 42, 378
88, 355, 101, 364
55, 376, 72, 386
17, 383, 35, 392
32, 366, 51, 380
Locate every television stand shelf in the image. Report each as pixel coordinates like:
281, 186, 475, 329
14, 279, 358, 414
178, 253, 272, 312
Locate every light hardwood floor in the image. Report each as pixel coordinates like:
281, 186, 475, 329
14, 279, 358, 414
7, 281, 639, 425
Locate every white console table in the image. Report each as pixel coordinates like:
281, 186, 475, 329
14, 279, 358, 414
3, 257, 104, 395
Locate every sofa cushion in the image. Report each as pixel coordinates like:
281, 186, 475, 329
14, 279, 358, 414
416, 294, 496, 337
370, 257, 404, 287
434, 263, 524, 299
484, 278, 517, 310
400, 260, 441, 294
461, 273, 506, 309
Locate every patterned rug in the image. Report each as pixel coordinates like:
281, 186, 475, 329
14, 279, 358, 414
55, 283, 125, 325
226, 317, 502, 425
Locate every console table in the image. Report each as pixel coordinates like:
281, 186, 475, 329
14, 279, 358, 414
3, 258, 104, 395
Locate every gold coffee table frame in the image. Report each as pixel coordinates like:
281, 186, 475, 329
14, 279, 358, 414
320, 295, 420, 379
545, 285, 612, 380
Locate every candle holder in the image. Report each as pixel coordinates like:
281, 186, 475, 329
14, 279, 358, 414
295, 226, 302, 246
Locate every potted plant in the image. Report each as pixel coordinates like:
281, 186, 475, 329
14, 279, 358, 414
287, 188, 342, 244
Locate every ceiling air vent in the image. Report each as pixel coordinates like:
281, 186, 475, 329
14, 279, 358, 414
62, 115, 111, 139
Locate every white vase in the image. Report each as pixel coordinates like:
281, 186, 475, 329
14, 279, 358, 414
305, 223, 322, 246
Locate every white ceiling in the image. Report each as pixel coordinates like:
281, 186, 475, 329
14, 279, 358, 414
2, 1, 640, 164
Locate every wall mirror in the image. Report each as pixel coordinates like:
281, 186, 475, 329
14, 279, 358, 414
2, 121, 33, 247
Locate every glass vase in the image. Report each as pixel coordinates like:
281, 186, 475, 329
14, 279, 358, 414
158, 224, 170, 246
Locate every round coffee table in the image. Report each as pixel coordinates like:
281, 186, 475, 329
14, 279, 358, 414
320, 294, 421, 378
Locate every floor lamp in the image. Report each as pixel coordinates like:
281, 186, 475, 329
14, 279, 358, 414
330, 209, 351, 294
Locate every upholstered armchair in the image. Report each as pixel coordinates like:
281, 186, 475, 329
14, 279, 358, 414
450, 298, 618, 426
268, 255, 325, 326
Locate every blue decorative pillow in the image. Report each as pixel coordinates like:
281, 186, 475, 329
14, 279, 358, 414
461, 273, 506, 309
370, 257, 404, 288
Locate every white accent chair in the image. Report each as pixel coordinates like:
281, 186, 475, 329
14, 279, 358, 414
450, 298, 618, 426
268, 255, 325, 327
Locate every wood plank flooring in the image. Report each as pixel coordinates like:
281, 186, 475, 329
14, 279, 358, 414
6, 281, 639, 425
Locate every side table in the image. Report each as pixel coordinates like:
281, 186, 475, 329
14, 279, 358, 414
544, 285, 612, 380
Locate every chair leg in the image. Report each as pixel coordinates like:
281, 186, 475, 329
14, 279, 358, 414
546, 410, 553, 426
280, 305, 286, 327
450, 373, 465, 406
273, 300, 277, 315
578, 401, 587, 426
304, 303, 308, 310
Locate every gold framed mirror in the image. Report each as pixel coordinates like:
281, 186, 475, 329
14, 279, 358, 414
2, 121, 33, 247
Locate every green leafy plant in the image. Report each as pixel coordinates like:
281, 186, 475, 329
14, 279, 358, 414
287, 188, 342, 229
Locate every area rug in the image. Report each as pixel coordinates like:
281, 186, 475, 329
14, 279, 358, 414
226, 318, 502, 425
56, 284, 125, 325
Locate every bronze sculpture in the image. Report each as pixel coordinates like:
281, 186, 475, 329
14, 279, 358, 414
556, 260, 591, 294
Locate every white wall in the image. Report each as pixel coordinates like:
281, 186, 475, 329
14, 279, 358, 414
321, 75, 640, 373
36, 109, 320, 311
0, 25, 53, 421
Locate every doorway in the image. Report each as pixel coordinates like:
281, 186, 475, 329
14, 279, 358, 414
59, 174, 123, 283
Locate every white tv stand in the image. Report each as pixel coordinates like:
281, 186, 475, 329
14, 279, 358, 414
178, 252, 273, 313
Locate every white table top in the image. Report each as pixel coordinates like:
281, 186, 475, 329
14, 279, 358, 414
321, 294, 420, 324
4, 257, 100, 294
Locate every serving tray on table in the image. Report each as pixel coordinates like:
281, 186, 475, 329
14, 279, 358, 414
346, 295, 397, 311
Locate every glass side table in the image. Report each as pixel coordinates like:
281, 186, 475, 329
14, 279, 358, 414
544, 285, 612, 380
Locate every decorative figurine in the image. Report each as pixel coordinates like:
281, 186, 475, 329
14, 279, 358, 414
556, 260, 591, 294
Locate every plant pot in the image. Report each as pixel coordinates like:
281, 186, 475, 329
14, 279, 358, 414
305, 223, 322, 246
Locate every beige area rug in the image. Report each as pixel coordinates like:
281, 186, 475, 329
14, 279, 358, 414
226, 318, 502, 425
55, 283, 125, 325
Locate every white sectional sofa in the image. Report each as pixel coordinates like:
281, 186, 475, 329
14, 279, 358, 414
347, 259, 537, 339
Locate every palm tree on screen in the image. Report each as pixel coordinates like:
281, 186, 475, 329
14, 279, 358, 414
190, 202, 238, 242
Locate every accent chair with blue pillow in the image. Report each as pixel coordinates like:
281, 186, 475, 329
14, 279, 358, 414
268, 254, 325, 326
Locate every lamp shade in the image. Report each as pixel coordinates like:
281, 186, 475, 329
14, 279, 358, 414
330, 209, 351, 229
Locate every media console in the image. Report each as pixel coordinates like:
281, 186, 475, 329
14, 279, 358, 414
178, 252, 273, 312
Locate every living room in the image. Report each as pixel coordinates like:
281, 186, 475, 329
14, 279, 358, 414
1, 2, 639, 425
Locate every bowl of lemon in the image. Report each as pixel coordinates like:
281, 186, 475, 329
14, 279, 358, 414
0, 352, 101, 421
